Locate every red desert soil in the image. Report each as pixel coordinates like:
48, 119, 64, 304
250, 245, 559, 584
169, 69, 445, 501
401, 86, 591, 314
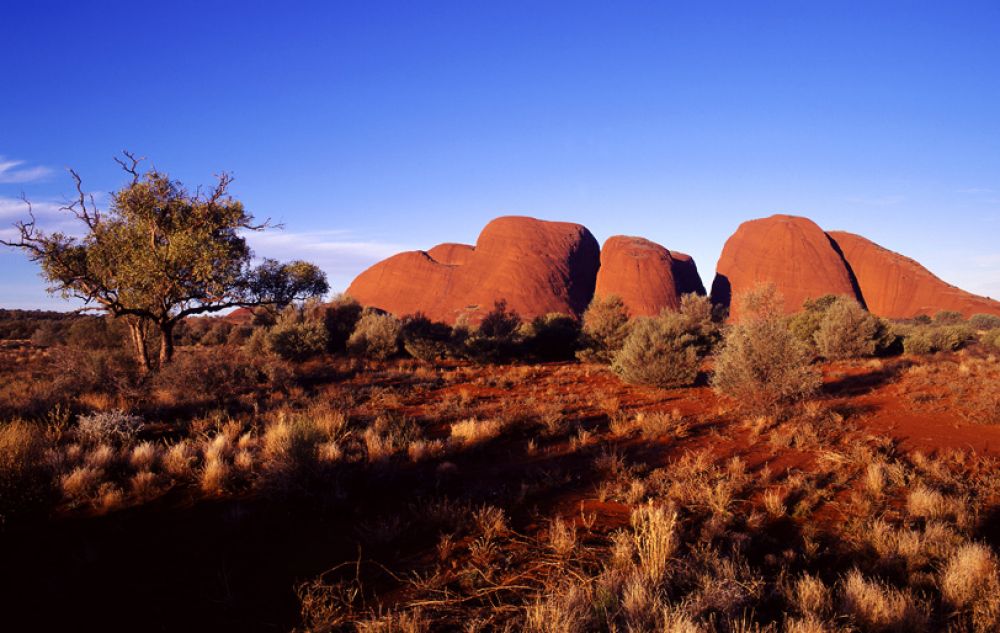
710, 214, 861, 320
2, 350, 997, 631
828, 230, 1000, 319
593, 236, 706, 317
347, 216, 600, 324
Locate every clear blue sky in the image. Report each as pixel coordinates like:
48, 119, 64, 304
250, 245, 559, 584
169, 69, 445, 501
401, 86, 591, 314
3, 1, 999, 309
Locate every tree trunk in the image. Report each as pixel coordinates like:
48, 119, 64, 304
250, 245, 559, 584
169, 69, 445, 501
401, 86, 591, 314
127, 319, 151, 375
158, 321, 175, 366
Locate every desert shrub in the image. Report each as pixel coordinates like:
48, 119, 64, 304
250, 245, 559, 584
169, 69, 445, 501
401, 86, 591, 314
940, 542, 1000, 631
50, 346, 141, 398
314, 294, 363, 353
348, 309, 402, 360
901, 330, 934, 355
813, 297, 888, 360
934, 310, 964, 325
970, 313, 1000, 331
76, 411, 144, 446
612, 295, 718, 388
462, 300, 522, 363
153, 349, 264, 407
982, 329, 1000, 351
0, 420, 54, 524
788, 294, 841, 348
900, 323, 974, 355
267, 303, 329, 361
401, 314, 453, 362
576, 295, 630, 364
198, 321, 234, 346
711, 285, 822, 414
521, 313, 580, 361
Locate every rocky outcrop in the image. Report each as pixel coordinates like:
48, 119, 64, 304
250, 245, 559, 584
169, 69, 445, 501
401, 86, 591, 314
346, 216, 601, 324
828, 231, 1000, 319
711, 215, 861, 319
669, 251, 707, 297
593, 236, 706, 317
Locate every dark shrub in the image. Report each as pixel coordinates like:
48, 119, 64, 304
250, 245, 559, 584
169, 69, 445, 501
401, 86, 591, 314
153, 349, 264, 407
402, 314, 453, 362
462, 300, 522, 363
316, 295, 363, 354
522, 313, 580, 361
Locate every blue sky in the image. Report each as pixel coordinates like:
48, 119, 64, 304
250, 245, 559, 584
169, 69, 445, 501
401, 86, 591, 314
3, 1, 999, 309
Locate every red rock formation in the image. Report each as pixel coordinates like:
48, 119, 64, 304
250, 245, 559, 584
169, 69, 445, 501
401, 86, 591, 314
711, 214, 860, 319
828, 231, 1000, 319
594, 236, 705, 317
347, 216, 600, 324
669, 250, 707, 298
426, 243, 474, 266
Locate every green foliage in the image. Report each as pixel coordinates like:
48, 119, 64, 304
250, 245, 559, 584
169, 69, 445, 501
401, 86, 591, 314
521, 313, 581, 361
897, 322, 975, 355
611, 294, 719, 388
788, 294, 842, 349
266, 304, 329, 362
401, 314, 453, 362
813, 297, 889, 360
348, 310, 402, 360
1, 155, 327, 370
463, 300, 523, 363
711, 285, 822, 413
576, 295, 631, 364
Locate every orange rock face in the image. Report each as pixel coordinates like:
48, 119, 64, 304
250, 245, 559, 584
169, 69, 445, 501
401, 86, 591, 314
593, 236, 705, 317
346, 216, 600, 324
828, 231, 1000, 319
711, 214, 860, 319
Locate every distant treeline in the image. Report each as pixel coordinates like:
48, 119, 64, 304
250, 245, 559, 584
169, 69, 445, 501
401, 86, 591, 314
0, 309, 249, 348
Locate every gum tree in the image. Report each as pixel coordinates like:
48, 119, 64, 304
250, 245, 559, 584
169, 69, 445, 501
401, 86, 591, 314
1, 153, 328, 373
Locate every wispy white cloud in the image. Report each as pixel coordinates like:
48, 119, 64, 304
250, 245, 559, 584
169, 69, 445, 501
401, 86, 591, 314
845, 194, 905, 207
245, 229, 410, 290
0, 157, 53, 184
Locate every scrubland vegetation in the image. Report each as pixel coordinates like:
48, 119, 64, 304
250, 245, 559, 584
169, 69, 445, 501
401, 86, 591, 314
2, 286, 1000, 632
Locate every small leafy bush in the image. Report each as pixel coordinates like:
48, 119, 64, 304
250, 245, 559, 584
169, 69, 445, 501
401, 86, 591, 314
813, 297, 889, 360
267, 304, 329, 361
576, 295, 630, 364
348, 309, 402, 360
712, 285, 822, 413
934, 310, 965, 325
612, 295, 719, 388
